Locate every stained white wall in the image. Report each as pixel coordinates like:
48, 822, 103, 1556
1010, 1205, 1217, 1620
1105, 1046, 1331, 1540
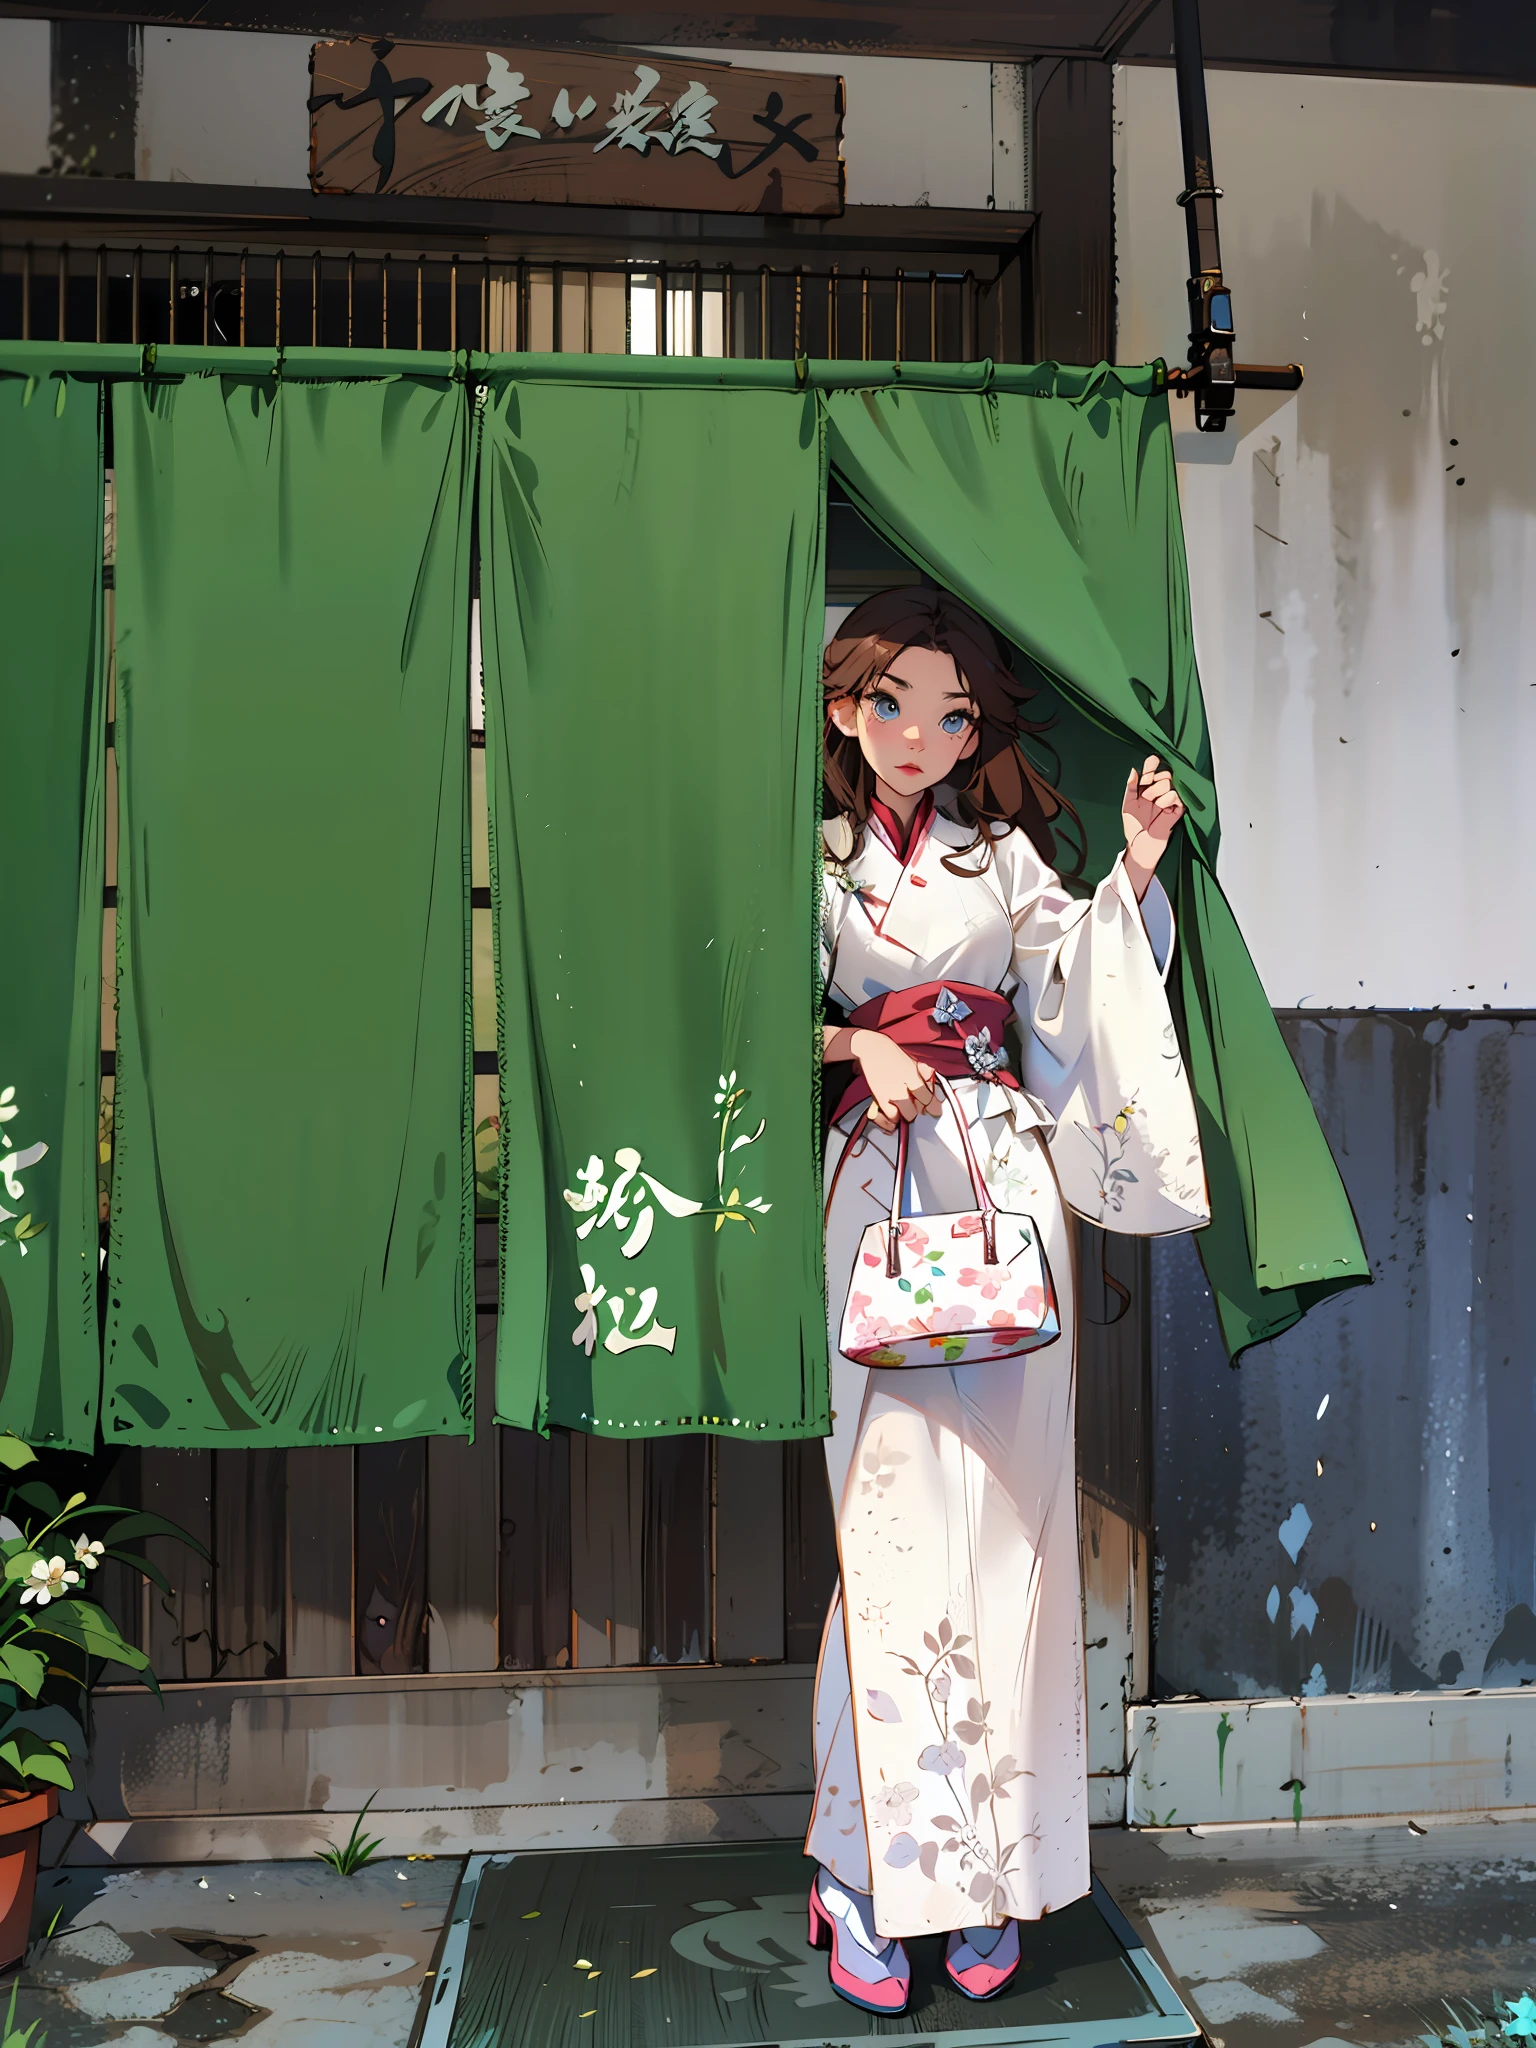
0, 19, 52, 177
137, 28, 311, 186
1115, 65, 1536, 1009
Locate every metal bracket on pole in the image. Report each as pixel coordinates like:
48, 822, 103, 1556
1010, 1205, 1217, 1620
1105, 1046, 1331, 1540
1166, 0, 1303, 431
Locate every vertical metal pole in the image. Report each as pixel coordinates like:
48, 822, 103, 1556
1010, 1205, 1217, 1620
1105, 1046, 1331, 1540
239, 248, 248, 346
1171, 0, 1235, 427
859, 267, 870, 360
827, 265, 838, 359
722, 263, 734, 357
275, 250, 284, 348
793, 267, 803, 357
929, 274, 938, 362
658, 258, 668, 354
346, 250, 354, 347
758, 265, 769, 359
415, 258, 423, 350
168, 246, 179, 346
894, 267, 904, 367
57, 244, 68, 344
962, 268, 975, 360
692, 262, 702, 357
311, 251, 320, 346
95, 245, 105, 344
203, 249, 212, 345
381, 252, 389, 347
131, 247, 141, 345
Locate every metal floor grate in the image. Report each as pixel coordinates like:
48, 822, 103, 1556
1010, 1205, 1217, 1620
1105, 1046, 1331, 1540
416, 1841, 1201, 2048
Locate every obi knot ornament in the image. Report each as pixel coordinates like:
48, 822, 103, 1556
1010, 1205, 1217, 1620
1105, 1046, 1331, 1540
838, 1078, 1059, 1368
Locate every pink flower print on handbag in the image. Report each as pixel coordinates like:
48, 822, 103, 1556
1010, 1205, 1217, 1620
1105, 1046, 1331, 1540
837, 1077, 1060, 1368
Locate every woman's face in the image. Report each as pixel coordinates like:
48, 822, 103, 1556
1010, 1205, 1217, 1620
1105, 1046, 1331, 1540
828, 645, 980, 800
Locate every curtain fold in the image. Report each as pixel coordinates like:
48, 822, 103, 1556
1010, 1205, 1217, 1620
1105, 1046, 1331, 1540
823, 377, 1369, 1356
480, 378, 829, 1439
0, 373, 105, 1449
105, 370, 475, 1446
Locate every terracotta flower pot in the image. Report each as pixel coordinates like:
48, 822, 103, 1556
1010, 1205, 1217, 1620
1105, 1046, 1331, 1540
0, 1787, 58, 1971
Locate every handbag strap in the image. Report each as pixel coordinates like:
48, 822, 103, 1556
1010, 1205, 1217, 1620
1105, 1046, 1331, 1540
886, 1074, 999, 1276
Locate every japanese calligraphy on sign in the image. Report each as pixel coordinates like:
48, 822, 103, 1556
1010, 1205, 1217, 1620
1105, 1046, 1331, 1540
309, 39, 845, 215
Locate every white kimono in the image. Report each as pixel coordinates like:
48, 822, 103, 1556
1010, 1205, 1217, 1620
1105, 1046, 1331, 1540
807, 802, 1208, 1938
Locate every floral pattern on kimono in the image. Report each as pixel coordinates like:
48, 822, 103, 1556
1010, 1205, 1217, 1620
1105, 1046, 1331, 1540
806, 802, 1207, 1938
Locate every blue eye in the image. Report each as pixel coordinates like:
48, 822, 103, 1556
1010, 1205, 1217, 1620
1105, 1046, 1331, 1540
871, 694, 900, 722
940, 711, 970, 736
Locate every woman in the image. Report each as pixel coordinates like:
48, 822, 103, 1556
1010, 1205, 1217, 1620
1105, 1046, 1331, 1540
806, 586, 1208, 2013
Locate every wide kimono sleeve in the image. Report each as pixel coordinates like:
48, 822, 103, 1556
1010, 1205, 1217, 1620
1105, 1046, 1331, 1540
996, 829, 1210, 1236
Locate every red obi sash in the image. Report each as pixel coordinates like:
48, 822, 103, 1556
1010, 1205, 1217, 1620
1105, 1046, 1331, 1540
830, 979, 1020, 1125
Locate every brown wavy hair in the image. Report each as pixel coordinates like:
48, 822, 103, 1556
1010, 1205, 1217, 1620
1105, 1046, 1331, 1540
822, 585, 1081, 875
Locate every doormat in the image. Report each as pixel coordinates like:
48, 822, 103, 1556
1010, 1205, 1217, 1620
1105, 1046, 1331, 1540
416, 1840, 1199, 2048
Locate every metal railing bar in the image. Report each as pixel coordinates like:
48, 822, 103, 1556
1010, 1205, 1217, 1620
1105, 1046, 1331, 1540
3, 237, 1004, 362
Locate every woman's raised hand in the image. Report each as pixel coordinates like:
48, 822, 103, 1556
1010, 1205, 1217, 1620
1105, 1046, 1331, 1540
850, 1031, 941, 1134
1121, 754, 1186, 900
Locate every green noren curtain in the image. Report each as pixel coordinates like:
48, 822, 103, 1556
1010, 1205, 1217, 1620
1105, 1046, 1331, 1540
105, 365, 475, 1445
480, 372, 829, 1438
823, 369, 1369, 1354
0, 372, 105, 1449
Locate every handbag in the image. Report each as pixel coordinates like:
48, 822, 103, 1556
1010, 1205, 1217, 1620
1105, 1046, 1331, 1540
837, 1075, 1060, 1368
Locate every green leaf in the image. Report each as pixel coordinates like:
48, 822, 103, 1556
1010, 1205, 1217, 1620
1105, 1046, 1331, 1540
83, 1510, 210, 1557
12, 1481, 62, 1520
912, 1287, 932, 1305
0, 1647, 44, 1698
0, 1437, 36, 1473
3, 1553, 42, 1583
0, 1730, 74, 1792
26, 1603, 148, 1669
897, 1277, 912, 1293
103, 1548, 174, 1595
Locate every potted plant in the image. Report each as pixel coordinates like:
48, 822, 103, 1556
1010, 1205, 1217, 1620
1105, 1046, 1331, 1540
0, 1432, 196, 1971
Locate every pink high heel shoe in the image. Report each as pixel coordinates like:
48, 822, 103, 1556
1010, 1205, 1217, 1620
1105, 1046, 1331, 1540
944, 1917, 1022, 1999
807, 1872, 912, 2015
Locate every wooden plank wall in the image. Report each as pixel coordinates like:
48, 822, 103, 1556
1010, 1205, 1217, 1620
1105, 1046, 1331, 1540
100, 1274, 837, 1685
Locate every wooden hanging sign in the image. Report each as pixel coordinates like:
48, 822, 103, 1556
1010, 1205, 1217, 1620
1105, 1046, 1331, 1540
309, 38, 845, 216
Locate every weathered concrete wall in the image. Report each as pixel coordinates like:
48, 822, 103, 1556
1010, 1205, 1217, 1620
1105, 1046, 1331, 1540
78, 1666, 815, 1861
1129, 1691, 1536, 1827
1115, 65, 1536, 1009
1152, 1014, 1536, 1704
0, 18, 50, 177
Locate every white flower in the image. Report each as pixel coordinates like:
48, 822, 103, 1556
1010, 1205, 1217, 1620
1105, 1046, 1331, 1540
72, 1535, 105, 1571
20, 1556, 80, 1606
869, 1780, 919, 1829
